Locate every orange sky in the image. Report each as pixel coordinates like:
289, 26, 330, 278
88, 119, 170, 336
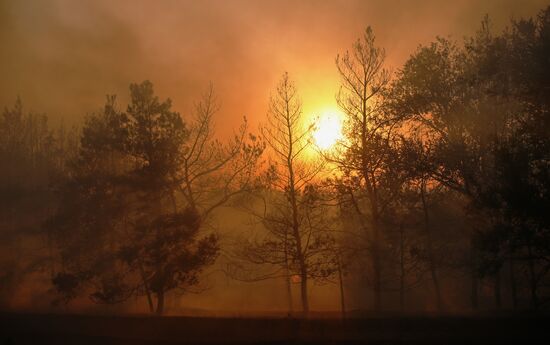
1, 0, 547, 137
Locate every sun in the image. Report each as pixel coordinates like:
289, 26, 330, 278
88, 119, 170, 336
312, 111, 343, 150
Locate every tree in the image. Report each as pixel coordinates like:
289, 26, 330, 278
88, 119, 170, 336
49, 81, 219, 314
388, 8, 550, 309
0, 98, 72, 308
235, 73, 332, 315
175, 85, 264, 218
118, 209, 218, 314
395, 137, 448, 311
329, 27, 392, 311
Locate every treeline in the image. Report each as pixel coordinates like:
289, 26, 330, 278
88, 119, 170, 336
0, 7, 549, 315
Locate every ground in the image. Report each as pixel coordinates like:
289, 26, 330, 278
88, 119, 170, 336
1, 312, 549, 344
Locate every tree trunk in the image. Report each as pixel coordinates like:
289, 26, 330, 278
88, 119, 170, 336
420, 182, 443, 312
284, 230, 293, 315
494, 269, 502, 309
300, 271, 309, 314
137, 259, 154, 313
471, 274, 479, 310
399, 224, 405, 312
350, 183, 381, 312
470, 238, 479, 310
156, 290, 165, 315
47, 226, 56, 280
284, 261, 293, 315
372, 221, 382, 312
290, 192, 308, 314
337, 254, 346, 318
285, 274, 293, 315
361, 90, 381, 312
368, 200, 381, 312
509, 256, 518, 310
526, 243, 539, 309
285, 106, 309, 315
123, 213, 154, 314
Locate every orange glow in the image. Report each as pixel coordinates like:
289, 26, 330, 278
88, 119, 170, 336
291, 274, 302, 284
312, 110, 344, 150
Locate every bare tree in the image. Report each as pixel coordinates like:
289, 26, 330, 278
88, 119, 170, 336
329, 27, 392, 311
176, 84, 264, 220
234, 73, 331, 315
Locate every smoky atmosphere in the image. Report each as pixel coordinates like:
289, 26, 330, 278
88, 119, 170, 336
1, 0, 550, 344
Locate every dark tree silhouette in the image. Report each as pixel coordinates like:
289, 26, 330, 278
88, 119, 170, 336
234, 73, 333, 315
49, 81, 219, 314
0, 98, 74, 308
330, 27, 393, 311
389, 8, 550, 309
2, 4, 550, 317
175, 84, 264, 218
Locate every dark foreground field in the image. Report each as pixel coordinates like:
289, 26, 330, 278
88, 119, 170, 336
1, 312, 549, 344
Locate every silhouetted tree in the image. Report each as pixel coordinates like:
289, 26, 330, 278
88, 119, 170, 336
49, 81, 219, 314
329, 27, 393, 311
389, 8, 550, 309
235, 73, 332, 315
0, 98, 72, 308
175, 84, 264, 218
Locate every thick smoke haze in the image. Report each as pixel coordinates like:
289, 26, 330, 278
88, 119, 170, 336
1, 0, 547, 134
1, 0, 549, 315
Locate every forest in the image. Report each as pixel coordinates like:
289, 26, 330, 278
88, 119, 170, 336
1, 4, 550, 322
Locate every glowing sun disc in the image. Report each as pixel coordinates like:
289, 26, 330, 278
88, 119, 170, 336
313, 113, 343, 150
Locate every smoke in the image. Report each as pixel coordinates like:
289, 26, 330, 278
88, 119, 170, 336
1, 0, 548, 313
2, 0, 547, 132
